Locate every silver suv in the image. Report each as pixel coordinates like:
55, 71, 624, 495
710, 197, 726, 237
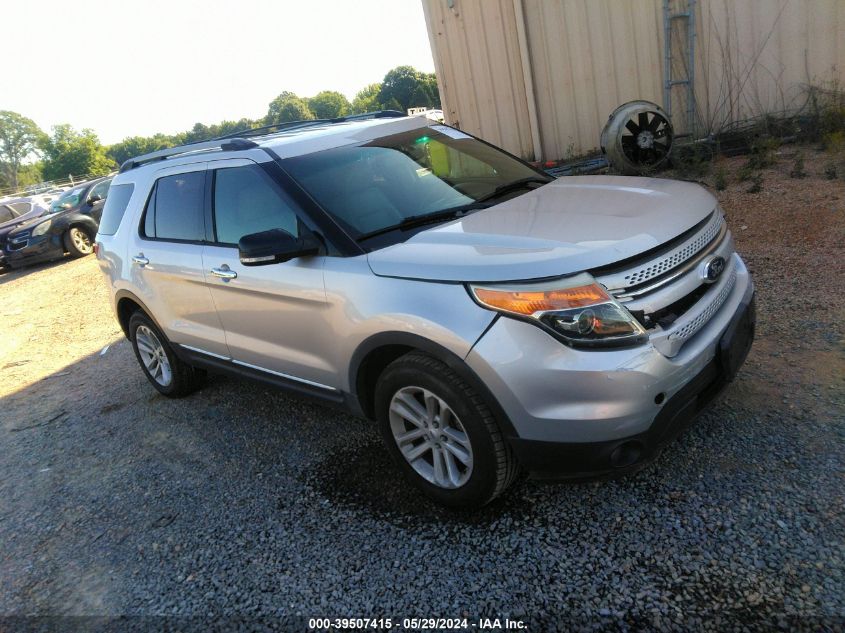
95, 112, 755, 508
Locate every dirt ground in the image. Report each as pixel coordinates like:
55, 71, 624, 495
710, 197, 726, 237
0, 145, 842, 626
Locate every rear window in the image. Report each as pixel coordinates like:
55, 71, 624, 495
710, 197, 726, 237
142, 172, 205, 242
98, 184, 134, 235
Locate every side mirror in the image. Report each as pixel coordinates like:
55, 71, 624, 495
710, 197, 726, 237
238, 228, 320, 266
88, 194, 102, 205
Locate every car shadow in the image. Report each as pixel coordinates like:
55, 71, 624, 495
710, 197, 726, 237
1, 333, 753, 533
0, 256, 73, 284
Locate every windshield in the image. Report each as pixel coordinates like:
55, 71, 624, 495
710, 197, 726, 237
50, 187, 84, 213
282, 126, 549, 242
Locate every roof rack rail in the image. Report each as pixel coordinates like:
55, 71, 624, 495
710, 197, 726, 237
216, 119, 333, 140
216, 110, 407, 141
119, 137, 258, 173
337, 110, 406, 121
119, 110, 409, 173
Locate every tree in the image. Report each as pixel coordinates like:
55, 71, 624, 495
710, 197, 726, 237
107, 134, 173, 166
0, 111, 45, 191
265, 92, 314, 125
308, 91, 351, 119
378, 66, 441, 113
351, 83, 383, 114
41, 125, 114, 181
213, 118, 259, 137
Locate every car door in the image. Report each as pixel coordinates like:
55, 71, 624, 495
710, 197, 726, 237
129, 163, 229, 358
84, 179, 111, 222
201, 158, 337, 391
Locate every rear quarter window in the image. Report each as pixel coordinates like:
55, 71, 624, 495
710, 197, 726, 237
98, 184, 135, 235
141, 171, 205, 242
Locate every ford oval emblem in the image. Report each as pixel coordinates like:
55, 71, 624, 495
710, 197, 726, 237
702, 255, 726, 283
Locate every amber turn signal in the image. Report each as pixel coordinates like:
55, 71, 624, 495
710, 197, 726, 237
473, 283, 611, 316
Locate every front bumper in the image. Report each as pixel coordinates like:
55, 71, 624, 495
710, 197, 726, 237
465, 255, 755, 479
4, 235, 64, 268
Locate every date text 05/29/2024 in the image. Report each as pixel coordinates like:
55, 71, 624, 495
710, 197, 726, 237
308, 617, 527, 630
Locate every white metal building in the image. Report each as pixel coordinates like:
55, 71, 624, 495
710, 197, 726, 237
422, 0, 845, 161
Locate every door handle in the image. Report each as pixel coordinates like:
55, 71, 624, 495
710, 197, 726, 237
132, 254, 149, 267
210, 266, 237, 280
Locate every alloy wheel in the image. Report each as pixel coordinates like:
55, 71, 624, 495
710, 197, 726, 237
388, 386, 473, 489
135, 325, 172, 386
70, 228, 93, 254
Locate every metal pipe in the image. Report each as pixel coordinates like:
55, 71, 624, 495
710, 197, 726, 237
513, 0, 543, 162
663, 0, 672, 116
687, 0, 697, 136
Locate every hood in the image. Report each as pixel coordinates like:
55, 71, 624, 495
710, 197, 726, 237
7, 211, 59, 237
367, 175, 717, 282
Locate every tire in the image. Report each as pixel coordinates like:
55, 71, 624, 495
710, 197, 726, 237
374, 351, 518, 508
63, 226, 94, 257
128, 311, 205, 397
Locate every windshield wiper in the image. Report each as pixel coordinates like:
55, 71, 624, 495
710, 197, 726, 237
476, 176, 550, 203
356, 202, 489, 242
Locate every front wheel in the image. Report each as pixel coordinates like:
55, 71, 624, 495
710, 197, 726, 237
374, 352, 518, 508
63, 227, 94, 257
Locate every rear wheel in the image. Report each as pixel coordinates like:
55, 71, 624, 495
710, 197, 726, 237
128, 311, 205, 397
64, 227, 94, 257
375, 352, 518, 508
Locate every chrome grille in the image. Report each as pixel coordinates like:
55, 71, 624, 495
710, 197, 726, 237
599, 211, 724, 294
668, 265, 737, 342
7, 231, 30, 251
623, 213, 723, 285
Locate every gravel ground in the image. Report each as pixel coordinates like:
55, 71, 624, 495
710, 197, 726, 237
0, 147, 843, 631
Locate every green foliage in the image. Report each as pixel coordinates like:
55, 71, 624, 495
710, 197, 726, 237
737, 164, 754, 182
351, 83, 384, 114
107, 134, 173, 166
0, 110, 46, 190
308, 91, 351, 119
671, 143, 712, 179
16, 162, 44, 188
378, 66, 440, 112
41, 125, 114, 181
265, 92, 315, 125
789, 154, 806, 179
747, 172, 763, 193
714, 164, 727, 190
823, 130, 845, 153
746, 136, 779, 169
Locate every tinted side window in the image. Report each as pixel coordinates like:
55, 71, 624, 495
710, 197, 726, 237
9, 202, 31, 215
213, 165, 299, 245
90, 179, 111, 201
0, 206, 13, 223
98, 184, 135, 235
143, 172, 205, 241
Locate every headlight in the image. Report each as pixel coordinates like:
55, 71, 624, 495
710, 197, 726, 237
469, 273, 647, 349
31, 220, 52, 236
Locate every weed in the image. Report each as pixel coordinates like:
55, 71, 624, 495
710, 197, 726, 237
714, 164, 728, 190
747, 173, 763, 193
822, 130, 845, 153
737, 164, 755, 182
671, 143, 713, 179
789, 154, 807, 179
824, 163, 837, 179
746, 136, 779, 169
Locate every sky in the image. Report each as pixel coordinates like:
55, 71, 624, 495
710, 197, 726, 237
2, 0, 435, 144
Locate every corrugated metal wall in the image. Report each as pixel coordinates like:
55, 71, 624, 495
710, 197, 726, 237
422, 0, 845, 161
